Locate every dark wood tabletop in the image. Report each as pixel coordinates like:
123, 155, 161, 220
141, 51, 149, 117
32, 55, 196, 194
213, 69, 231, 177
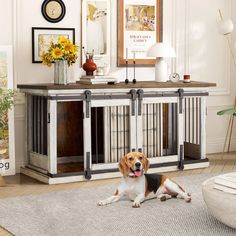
17, 81, 216, 90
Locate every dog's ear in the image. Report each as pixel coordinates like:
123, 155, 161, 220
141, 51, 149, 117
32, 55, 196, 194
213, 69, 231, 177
118, 155, 129, 176
143, 155, 150, 173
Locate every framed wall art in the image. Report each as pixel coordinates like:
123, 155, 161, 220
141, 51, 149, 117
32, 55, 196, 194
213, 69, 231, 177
32, 27, 75, 63
41, 0, 66, 23
0, 45, 15, 176
117, 0, 162, 66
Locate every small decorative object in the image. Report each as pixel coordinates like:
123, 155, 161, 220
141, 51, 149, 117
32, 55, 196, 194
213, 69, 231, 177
41, 0, 66, 23
183, 74, 191, 83
79, 75, 117, 84
125, 48, 129, 83
218, 9, 236, 67
169, 72, 180, 82
147, 43, 176, 82
41, 36, 79, 84
54, 60, 68, 84
218, 10, 234, 35
82, 49, 97, 76
133, 51, 136, 83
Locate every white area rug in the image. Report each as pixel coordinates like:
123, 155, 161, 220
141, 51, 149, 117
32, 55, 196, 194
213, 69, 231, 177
0, 173, 235, 236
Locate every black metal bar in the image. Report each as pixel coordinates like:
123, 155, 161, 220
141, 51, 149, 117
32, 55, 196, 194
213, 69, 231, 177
123, 106, 126, 155
40, 96, 44, 154
130, 89, 136, 116
183, 92, 209, 97
37, 96, 41, 154
196, 97, 199, 145
178, 144, 184, 170
91, 94, 131, 100
85, 152, 91, 179
33, 96, 37, 152
95, 108, 98, 164
153, 104, 156, 156
109, 107, 112, 163
116, 106, 119, 161
137, 89, 144, 116
188, 98, 191, 142
48, 95, 84, 100
184, 98, 187, 141
46, 92, 209, 101
178, 88, 184, 114
146, 104, 149, 156
192, 97, 195, 144
85, 90, 91, 118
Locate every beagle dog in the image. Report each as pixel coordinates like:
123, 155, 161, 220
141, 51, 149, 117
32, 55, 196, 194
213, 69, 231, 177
97, 152, 191, 208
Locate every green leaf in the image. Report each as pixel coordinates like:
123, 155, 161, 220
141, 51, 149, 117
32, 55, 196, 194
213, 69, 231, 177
217, 108, 236, 115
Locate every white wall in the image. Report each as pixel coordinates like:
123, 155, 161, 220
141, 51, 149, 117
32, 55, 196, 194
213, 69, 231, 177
0, 0, 235, 172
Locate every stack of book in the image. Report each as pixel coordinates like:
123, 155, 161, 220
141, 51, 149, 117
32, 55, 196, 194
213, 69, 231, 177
78, 75, 117, 85
214, 172, 236, 194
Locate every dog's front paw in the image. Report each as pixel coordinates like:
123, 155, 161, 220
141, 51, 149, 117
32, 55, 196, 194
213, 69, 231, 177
132, 201, 141, 208
97, 200, 109, 206
185, 193, 192, 203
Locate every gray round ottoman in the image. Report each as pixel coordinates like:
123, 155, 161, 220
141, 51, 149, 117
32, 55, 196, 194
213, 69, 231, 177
202, 177, 236, 229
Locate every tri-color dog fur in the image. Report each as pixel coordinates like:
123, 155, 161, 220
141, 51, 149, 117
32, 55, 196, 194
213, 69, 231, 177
98, 152, 191, 208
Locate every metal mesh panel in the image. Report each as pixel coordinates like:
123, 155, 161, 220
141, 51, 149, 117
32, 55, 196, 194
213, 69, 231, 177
31, 95, 48, 155
183, 96, 202, 159
184, 97, 201, 145
142, 103, 177, 158
92, 105, 130, 164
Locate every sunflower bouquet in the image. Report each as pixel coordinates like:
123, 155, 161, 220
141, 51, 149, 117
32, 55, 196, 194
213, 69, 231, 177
41, 36, 79, 67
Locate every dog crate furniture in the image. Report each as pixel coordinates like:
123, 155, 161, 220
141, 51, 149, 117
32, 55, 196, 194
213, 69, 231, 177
17, 81, 216, 184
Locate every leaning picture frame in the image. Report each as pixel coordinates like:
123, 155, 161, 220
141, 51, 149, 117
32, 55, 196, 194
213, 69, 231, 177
117, 0, 162, 66
0, 45, 15, 176
32, 27, 75, 63
81, 0, 111, 74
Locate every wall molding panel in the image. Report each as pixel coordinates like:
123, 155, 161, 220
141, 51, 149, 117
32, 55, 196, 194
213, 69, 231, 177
0, 0, 235, 172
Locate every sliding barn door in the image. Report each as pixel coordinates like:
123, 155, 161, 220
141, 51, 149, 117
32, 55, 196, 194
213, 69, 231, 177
136, 96, 179, 165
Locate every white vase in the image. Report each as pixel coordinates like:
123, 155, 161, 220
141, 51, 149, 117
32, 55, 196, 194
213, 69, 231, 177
54, 60, 68, 85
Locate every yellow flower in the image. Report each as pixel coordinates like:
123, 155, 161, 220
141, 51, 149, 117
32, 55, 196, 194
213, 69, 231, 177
64, 42, 75, 53
41, 51, 53, 67
41, 37, 79, 67
51, 47, 63, 59
58, 36, 69, 45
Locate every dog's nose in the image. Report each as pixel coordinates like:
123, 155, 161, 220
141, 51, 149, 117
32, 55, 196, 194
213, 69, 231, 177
135, 162, 141, 168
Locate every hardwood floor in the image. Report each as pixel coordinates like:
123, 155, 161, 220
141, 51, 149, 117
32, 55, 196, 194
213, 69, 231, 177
0, 152, 235, 236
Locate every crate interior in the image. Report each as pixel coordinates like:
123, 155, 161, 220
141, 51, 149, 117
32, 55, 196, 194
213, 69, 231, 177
142, 103, 178, 158
183, 97, 202, 160
91, 105, 130, 164
57, 101, 84, 173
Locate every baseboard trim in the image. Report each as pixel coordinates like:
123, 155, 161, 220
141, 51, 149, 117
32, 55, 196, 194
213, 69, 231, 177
207, 137, 236, 154
21, 160, 209, 184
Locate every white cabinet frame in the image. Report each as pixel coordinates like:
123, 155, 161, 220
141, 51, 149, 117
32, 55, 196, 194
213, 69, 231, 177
18, 83, 213, 184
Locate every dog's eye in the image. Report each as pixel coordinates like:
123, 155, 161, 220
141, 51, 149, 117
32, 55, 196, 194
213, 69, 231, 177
139, 156, 143, 160
128, 157, 134, 161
